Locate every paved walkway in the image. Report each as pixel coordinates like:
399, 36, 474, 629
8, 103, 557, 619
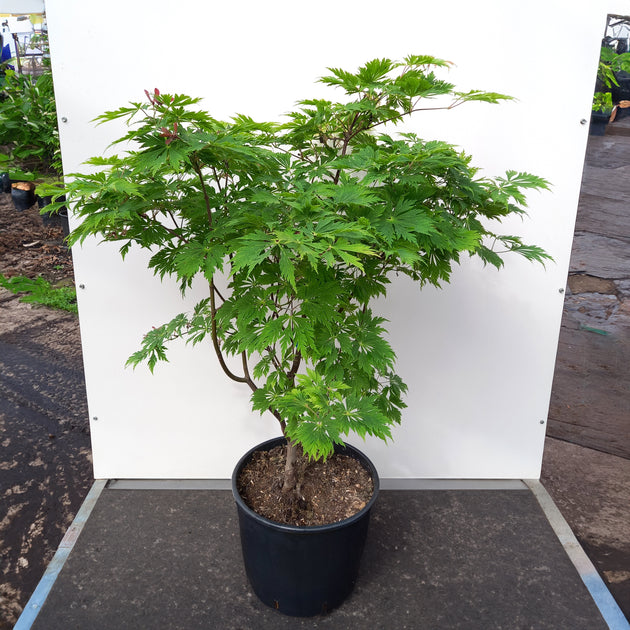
541, 115, 630, 619
0, 293, 92, 629
548, 117, 630, 458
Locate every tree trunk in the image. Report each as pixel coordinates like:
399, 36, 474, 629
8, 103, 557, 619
281, 439, 301, 495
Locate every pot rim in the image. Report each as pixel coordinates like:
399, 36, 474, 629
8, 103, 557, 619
232, 436, 380, 534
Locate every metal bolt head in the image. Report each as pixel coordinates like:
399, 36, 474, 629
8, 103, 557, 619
61, 116, 68, 123
580, 118, 588, 125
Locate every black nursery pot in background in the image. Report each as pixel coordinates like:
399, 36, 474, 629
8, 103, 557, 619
11, 182, 36, 211
38, 194, 70, 238
232, 437, 379, 617
0, 172, 10, 193
589, 110, 610, 136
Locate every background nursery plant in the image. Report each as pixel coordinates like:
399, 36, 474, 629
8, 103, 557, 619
0, 67, 61, 182
61, 56, 549, 506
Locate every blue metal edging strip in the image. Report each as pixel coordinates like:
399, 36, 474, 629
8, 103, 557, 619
526, 479, 630, 630
14, 479, 107, 630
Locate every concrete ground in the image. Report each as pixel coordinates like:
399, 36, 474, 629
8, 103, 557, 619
0, 293, 92, 629
540, 114, 630, 619
541, 438, 630, 619
546, 121, 630, 460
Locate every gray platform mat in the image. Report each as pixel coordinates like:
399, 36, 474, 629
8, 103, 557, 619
27, 488, 608, 629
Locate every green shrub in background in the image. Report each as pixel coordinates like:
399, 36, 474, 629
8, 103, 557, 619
0, 68, 61, 181
0, 274, 77, 313
593, 45, 630, 115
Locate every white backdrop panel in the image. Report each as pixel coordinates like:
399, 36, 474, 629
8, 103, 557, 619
44, 0, 615, 478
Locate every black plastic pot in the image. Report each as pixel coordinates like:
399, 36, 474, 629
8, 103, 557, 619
39, 194, 56, 226
58, 207, 70, 239
589, 111, 610, 136
11, 182, 36, 211
0, 172, 10, 193
39, 194, 69, 238
37, 194, 52, 208
611, 74, 630, 103
232, 437, 379, 617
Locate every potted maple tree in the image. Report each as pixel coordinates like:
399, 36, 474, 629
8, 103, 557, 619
56, 56, 549, 616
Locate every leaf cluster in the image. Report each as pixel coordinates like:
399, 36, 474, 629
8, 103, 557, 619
60, 58, 550, 460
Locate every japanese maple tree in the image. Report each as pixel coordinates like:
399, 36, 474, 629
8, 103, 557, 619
58, 56, 550, 494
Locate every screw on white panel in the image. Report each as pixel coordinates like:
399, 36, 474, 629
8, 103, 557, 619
79, 284, 85, 289
61, 117, 68, 123
580, 119, 588, 125
540, 420, 545, 425
559, 288, 565, 294
92, 417, 98, 422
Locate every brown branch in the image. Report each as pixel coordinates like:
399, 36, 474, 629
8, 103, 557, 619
273, 143, 315, 164
164, 209, 181, 231
191, 156, 213, 228
286, 351, 302, 385
194, 153, 251, 385
241, 351, 258, 393
138, 212, 191, 244
274, 410, 287, 433
206, 281, 247, 384
264, 346, 282, 372
332, 110, 361, 185
213, 283, 227, 303
348, 102, 460, 141
207, 282, 285, 432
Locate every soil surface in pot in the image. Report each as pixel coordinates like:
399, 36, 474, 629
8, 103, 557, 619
11, 181, 35, 192
237, 444, 374, 527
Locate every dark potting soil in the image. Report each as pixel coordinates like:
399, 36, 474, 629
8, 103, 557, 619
237, 444, 374, 527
